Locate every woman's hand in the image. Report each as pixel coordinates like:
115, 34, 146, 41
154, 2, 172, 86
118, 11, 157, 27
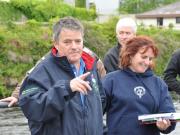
156, 118, 171, 131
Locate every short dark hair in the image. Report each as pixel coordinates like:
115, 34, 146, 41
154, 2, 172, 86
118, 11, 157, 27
53, 16, 84, 43
119, 35, 159, 69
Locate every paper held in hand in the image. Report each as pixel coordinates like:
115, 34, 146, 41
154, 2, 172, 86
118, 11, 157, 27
138, 112, 180, 124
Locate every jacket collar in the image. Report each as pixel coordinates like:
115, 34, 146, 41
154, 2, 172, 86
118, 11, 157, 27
51, 47, 95, 71
123, 68, 153, 78
117, 42, 122, 49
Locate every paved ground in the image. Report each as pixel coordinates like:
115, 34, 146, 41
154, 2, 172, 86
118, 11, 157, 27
0, 102, 180, 135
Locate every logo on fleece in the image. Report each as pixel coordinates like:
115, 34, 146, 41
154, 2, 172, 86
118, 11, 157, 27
134, 86, 146, 98
91, 74, 99, 93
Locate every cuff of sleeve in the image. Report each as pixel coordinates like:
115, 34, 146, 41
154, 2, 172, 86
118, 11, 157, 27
64, 80, 76, 100
11, 85, 20, 99
159, 122, 176, 134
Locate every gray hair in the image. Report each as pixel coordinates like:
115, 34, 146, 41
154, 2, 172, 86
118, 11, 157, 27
53, 17, 84, 43
116, 17, 137, 34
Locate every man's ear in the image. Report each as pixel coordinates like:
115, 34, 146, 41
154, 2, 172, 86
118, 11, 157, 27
53, 41, 58, 50
116, 34, 119, 40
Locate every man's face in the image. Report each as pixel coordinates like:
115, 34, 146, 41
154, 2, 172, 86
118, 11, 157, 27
54, 28, 83, 65
117, 26, 136, 47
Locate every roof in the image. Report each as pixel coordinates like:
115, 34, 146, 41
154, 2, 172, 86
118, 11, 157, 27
136, 1, 180, 18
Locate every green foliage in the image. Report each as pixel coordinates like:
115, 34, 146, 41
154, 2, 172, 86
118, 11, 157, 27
9, 0, 96, 21
0, 1, 22, 22
32, 1, 74, 21
73, 8, 97, 21
76, 0, 86, 7
0, 17, 180, 98
119, 0, 179, 13
0, 34, 5, 44
168, 23, 174, 29
83, 21, 111, 58
0, 23, 52, 97
138, 28, 180, 76
26, 19, 41, 26
83, 17, 119, 58
89, 3, 96, 10
0, 85, 11, 98
100, 17, 118, 45
10, 0, 36, 19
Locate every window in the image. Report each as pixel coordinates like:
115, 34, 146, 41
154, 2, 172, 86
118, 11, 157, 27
157, 18, 163, 26
176, 17, 180, 23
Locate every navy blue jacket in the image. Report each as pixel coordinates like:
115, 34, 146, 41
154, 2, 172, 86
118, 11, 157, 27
164, 49, 180, 94
102, 68, 176, 135
19, 48, 106, 135
103, 43, 121, 73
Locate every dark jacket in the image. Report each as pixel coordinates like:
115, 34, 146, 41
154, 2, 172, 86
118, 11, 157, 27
164, 49, 180, 94
103, 68, 176, 135
103, 43, 121, 73
19, 47, 106, 135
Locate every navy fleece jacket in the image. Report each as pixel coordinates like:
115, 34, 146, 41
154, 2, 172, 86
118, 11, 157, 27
103, 68, 176, 135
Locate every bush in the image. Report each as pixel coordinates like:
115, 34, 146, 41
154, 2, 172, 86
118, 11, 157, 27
76, 0, 86, 8
0, 18, 180, 98
138, 28, 180, 76
10, 0, 96, 21
73, 8, 97, 21
0, 85, 11, 98
0, 1, 22, 22
168, 23, 174, 29
26, 19, 41, 27
0, 23, 52, 97
83, 21, 110, 58
10, 0, 36, 19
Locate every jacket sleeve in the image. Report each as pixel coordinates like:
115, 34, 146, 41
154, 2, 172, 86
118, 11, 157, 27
11, 73, 28, 98
102, 75, 112, 113
96, 68, 106, 113
158, 79, 176, 134
164, 50, 180, 94
19, 77, 75, 122
96, 59, 106, 78
11, 83, 21, 98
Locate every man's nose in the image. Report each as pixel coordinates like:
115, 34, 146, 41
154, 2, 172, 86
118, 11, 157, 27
71, 41, 77, 48
121, 33, 128, 38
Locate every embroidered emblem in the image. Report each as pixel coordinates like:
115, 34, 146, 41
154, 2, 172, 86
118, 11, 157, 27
134, 86, 146, 98
91, 74, 99, 92
22, 87, 39, 96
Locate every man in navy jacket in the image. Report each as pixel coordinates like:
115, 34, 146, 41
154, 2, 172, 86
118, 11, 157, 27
19, 17, 106, 135
103, 17, 137, 73
164, 49, 180, 94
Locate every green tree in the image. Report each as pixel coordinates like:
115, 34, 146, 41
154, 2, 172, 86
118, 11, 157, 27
119, 0, 178, 13
75, 0, 85, 7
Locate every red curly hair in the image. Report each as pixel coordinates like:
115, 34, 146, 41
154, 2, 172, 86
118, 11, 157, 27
119, 35, 159, 69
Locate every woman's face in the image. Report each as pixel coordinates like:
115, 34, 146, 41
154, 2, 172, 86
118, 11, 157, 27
129, 47, 155, 73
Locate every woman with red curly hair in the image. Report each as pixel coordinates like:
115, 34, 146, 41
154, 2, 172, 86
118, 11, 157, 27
103, 36, 176, 135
